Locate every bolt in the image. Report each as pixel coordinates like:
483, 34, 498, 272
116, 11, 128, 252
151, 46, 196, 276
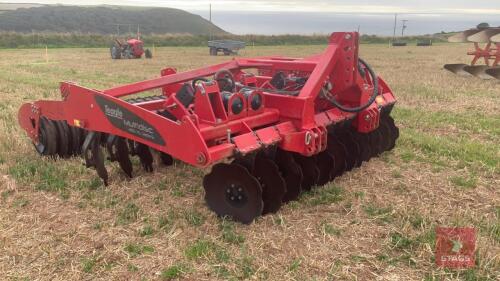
305, 131, 312, 145
226, 189, 231, 193
238, 188, 242, 192
196, 153, 206, 164
230, 196, 235, 200
231, 184, 235, 188
364, 114, 371, 121
238, 195, 242, 200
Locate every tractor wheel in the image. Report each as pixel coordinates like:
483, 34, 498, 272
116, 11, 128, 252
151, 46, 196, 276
145, 49, 152, 59
223, 50, 231, 56
209, 47, 217, 56
110, 45, 121, 59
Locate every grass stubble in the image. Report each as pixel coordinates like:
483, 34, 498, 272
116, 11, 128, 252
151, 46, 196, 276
0, 44, 498, 280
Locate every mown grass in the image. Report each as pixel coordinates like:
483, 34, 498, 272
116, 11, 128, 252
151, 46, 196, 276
0, 44, 498, 280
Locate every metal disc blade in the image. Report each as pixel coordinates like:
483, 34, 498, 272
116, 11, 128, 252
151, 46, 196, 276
485, 67, 500, 80
253, 155, 286, 214
135, 143, 154, 172
203, 163, 263, 224
106, 135, 118, 161
337, 131, 359, 170
491, 33, 500, 43
127, 139, 137, 156
384, 116, 399, 150
68, 125, 81, 155
464, 65, 496, 80
53, 121, 70, 157
444, 64, 472, 77
352, 132, 371, 163
378, 121, 393, 152
115, 137, 133, 178
293, 154, 319, 191
275, 149, 302, 203
315, 151, 335, 186
467, 28, 500, 43
35, 117, 58, 156
86, 133, 108, 186
327, 136, 347, 177
160, 152, 174, 166
370, 129, 384, 157
448, 29, 480, 43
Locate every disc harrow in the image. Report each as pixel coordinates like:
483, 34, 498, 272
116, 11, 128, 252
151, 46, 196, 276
444, 25, 500, 80
18, 32, 399, 224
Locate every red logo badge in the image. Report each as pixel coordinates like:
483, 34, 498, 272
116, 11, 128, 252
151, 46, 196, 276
435, 227, 476, 268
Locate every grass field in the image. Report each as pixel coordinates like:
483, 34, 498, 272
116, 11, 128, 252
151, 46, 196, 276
0, 44, 498, 281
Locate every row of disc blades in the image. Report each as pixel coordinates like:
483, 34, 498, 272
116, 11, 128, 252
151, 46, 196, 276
35, 117, 174, 185
202, 114, 399, 224
444, 64, 500, 80
448, 28, 500, 44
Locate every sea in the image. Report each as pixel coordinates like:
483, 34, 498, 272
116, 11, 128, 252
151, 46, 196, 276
193, 11, 500, 35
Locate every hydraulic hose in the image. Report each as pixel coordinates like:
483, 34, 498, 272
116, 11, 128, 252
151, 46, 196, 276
326, 58, 379, 113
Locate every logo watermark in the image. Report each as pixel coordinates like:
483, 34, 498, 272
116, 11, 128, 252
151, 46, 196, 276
435, 227, 476, 268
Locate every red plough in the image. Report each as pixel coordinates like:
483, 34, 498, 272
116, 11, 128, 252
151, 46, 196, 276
18, 32, 398, 223
444, 25, 500, 80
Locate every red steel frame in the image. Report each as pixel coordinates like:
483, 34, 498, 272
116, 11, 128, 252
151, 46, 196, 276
18, 32, 396, 168
468, 42, 500, 66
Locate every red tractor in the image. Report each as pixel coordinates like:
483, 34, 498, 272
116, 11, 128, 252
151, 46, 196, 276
110, 38, 152, 59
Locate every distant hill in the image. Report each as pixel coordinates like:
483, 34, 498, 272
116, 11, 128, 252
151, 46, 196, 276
0, 5, 227, 35
0, 3, 43, 12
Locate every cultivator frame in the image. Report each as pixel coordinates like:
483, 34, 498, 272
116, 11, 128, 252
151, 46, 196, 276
444, 27, 500, 80
18, 32, 399, 223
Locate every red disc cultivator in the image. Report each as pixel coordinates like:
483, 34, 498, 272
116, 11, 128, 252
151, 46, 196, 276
18, 32, 398, 223
444, 26, 500, 80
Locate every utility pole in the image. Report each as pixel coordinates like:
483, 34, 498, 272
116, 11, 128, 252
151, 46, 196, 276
392, 13, 397, 42
209, 3, 212, 41
401, 20, 408, 37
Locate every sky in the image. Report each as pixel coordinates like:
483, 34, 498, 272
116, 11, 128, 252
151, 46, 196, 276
2, 1, 500, 35
3, 0, 500, 14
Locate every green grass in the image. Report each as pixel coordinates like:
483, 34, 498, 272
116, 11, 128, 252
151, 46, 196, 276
127, 263, 138, 272
161, 264, 187, 280
399, 128, 499, 172
301, 185, 344, 206
184, 239, 216, 260
183, 209, 205, 227
139, 225, 154, 237
363, 203, 394, 223
287, 258, 303, 272
390, 232, 414, 250
219, 219, 245, 245
184, 239, 229, 264
124, 243, 155, 258
81, 257, 97, 273
116, 203, 140, 225
321, 221, 342, 236
158, 211, 177, 232
394, 107, 500, 141
449, 175, 477, 189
